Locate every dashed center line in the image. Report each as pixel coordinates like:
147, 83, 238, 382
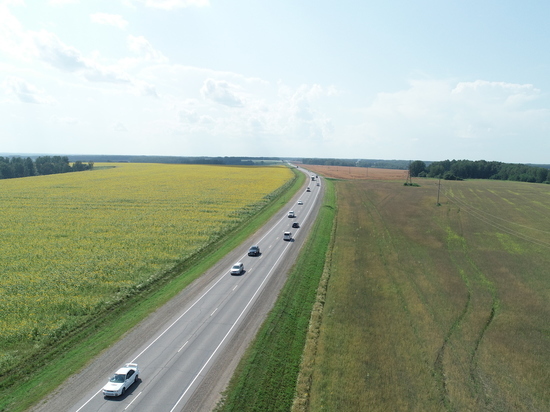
178, 341, 189, 353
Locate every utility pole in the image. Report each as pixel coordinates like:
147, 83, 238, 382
406, 168, 412, 185
436, 178, 441, 205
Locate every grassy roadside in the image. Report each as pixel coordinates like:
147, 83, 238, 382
216, 179, 336, 412
0, 168, 305, 412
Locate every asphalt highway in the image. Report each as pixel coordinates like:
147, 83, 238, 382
32, 166, 323, 412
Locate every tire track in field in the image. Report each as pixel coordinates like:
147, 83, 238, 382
437, 209, 499, 411
433, 281, 470, 411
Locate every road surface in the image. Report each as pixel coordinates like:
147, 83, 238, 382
31, 167, 323, 412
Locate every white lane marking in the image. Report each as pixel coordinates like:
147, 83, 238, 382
210, 307, 218, 317
125, 391, 142, 410
178, 341, 189, 353
232, 285, 238, 291
169, 240, 293, 412
75, 389, 103, 412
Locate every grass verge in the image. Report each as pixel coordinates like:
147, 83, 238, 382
0, 168, 305, 412
215, 179, 336, 412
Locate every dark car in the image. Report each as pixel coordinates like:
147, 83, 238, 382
248, 245, 261, 256
292, 222, 300, 228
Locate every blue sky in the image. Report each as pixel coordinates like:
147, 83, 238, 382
1, 0, 549, 163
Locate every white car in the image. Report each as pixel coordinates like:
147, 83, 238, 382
283, 231, 292, 241
103, 363, 139, 397
230, 262, 244, 275
297, 200, 303, 205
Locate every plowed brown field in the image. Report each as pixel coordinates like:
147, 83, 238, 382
296, 164, 408, 180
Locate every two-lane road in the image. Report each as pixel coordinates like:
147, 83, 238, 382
33, 167, 323, 412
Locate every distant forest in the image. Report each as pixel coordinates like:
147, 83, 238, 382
67, 155, 282, 166
409, 159, 550, 184
0, 156, 94, 180
301, 158, 410, 169
300, 157, 550, 184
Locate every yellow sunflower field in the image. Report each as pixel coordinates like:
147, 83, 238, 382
0, 163, 293, 365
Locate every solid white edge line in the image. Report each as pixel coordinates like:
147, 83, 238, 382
74, 389, 103, 412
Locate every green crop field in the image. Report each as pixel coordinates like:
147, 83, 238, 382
302, 178, 550, 411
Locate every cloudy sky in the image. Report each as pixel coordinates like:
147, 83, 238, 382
1, 0, 549, 163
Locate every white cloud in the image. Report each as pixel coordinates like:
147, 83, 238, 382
113, 122, 128, 132
83, 65, 132, 84
355, 79, 550, 159
178, 108, 199, 123
126, 0, 209, 10
0, 7, 133, 85
201, 78, 243, 107
2, 76, 56, 104
33, 30, 88, 72
50, 115, 78, 124
0, 3, 36, 61
30, 30, 132, 84
127, 35, 168, 63
451, 80, 540, 108
133, 80, 159, 97
90, 13, 129, 29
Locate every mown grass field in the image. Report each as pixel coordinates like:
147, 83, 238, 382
0, 163, 293, 377
301, 177, 550, 411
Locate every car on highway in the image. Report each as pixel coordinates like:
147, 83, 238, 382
283, 231, 292, 241
297, 200, 303, 205
292, 222, 300, 228
288, 211, 295, 218
306, 187, 311, 192
102, 363, 139, 397
230, 262, 244, 275
248, 245, 260, 256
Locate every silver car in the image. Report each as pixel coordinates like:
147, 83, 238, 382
230, 262, 244, 275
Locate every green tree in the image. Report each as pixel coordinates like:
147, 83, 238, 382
409, 160, 426, 177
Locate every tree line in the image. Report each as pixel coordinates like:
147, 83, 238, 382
0, 156, 94, 180
67, 155, 282, 165
301, 158, 409, 169
409, 159, 550, 184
